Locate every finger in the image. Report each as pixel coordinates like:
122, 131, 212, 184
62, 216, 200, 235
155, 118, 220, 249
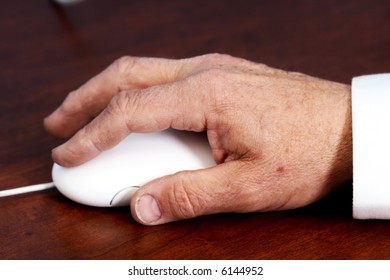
44, 56, 187, 138
51, 77, 212, 167
49, 54, 284, 167
130, 161, 275, 225
44, 53, 265, 138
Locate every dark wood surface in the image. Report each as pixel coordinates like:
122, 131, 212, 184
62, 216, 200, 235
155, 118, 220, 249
1, 0, 389, 260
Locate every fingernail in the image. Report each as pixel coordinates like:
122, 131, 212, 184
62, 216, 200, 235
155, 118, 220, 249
135, 194, 161, 224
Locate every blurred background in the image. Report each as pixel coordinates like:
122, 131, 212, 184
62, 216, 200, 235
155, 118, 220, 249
0, 0, 389, 259
2, 0, 389, 185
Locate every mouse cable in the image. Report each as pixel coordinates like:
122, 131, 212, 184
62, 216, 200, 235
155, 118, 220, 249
0, 182, 55, 197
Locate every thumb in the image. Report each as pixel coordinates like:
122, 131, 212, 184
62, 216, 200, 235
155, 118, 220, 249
130, 161, 262, 225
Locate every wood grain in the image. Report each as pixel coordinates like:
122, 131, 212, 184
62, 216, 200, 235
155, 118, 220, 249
1, 0, 389, 259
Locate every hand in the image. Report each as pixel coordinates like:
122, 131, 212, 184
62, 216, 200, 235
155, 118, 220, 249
44, 53, 352, 225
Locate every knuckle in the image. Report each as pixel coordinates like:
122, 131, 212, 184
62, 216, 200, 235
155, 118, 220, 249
107, 91, 150, 132
112, 56, 142, 86
82, 125, 104, 153
107, 91, 130, 117
167, 173, 203, 219
106, 91, 134, 129
61, 90, 83, 114
186, 68, 237, 118
203, 53, 235, 64
187, 53, 237, 76
113, 56, 136, 73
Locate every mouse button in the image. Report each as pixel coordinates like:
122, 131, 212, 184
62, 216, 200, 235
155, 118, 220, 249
110, 186, 139, 207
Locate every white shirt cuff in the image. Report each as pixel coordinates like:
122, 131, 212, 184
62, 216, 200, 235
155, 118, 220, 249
352, 73, 390, 219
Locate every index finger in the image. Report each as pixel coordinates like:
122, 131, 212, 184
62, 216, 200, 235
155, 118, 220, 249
44, 56, 185, 138
51, 75, 214, 167
44, 53, 257, 138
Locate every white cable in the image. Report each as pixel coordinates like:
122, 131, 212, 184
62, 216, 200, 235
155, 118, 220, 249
0, 182, 56, 197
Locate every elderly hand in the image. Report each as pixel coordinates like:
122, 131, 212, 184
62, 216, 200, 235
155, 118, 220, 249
44, 53, 352, 225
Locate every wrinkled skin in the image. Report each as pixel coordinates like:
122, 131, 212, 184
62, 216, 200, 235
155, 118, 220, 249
44, 54, 352, 225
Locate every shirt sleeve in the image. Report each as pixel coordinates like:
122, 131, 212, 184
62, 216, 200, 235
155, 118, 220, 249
352, 73, 390, 219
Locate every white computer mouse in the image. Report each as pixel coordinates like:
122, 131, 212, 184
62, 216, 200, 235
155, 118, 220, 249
52, 129, 215, 207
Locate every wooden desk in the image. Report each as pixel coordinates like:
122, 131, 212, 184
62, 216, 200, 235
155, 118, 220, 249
1, 0, 389, 260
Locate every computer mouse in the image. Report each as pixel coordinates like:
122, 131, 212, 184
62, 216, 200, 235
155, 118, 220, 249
52, 129, 215, 207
